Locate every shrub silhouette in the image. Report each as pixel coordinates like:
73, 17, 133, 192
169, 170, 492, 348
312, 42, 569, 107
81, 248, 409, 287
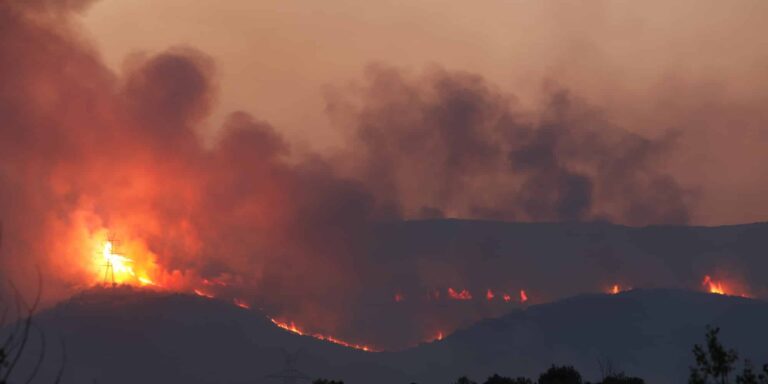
455, 376, 477, 384
689, 326, 740, 384
599, 373, 645, 384
313, 379, 344, 384
483, 373, 533, 384
538, 365, 582, 384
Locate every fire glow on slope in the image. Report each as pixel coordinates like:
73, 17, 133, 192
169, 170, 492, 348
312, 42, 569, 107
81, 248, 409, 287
270, 319, 377, 352
401, 288, 530, 303
702, 275, 750, 298
84, 231, 755, 353
607, 284, 628, 295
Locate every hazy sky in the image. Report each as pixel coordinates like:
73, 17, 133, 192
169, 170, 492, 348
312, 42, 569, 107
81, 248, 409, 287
79, 0, 768, 225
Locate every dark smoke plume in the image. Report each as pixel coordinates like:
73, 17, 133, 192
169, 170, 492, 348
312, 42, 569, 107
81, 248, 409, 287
329, 65, 690, 225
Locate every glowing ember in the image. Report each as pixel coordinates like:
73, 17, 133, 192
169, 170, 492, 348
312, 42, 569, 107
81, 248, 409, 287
520, 289, 528, 303
435, 331, 444, 341
194, 289, 215, 299
502, 293, 512, 302
269, 318, 376, 352
486, 289, 495, 300
233, 298, 251, 309
394, 293, 405, 302
447, 288, 472, 300
203, 278, 229, 287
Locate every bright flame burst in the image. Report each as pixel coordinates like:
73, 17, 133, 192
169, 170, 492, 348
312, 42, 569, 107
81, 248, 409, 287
98, 240, 156, 286
702, 275, 726, 294
701, 275, 751, 298
270, 319, 376, 352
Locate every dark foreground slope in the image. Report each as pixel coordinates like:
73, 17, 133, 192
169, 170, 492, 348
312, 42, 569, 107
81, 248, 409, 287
5, 288, 768, 384
6, 287, 405, 384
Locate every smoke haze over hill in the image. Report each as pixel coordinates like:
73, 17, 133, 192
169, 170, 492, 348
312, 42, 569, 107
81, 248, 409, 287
1, 0, 768, 351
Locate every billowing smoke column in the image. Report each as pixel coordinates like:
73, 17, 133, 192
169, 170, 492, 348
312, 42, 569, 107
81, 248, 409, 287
1, 0, 753, 351
0, 0, 374, 321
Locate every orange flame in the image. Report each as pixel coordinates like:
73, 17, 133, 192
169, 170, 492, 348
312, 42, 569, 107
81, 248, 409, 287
486, 289, 495, 300
269, 318, 376, 352
520, 289, 528, 303
447, 288, 472, 300
701, 275, 752, 298
702, 275, 726, 294
608, 284, 621, 295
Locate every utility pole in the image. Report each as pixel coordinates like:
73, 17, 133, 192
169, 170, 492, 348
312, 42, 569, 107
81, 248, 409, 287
101, 234, 120, 287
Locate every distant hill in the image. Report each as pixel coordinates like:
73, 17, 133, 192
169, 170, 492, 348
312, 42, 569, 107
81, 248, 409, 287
393, 288, 768, 384
5, 287, 768, 384
349, 219, 768, 349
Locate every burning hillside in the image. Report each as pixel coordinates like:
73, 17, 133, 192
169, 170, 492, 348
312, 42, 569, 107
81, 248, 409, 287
1, 0, 767, 353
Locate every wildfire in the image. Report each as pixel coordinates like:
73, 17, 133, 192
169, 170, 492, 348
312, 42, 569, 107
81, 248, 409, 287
233, 298, 251, 309
608, 284, 621, 295
701, 275, 752, 298
194, 289, 215, 299
97, 240, 156, 286
404, 287, 529, 304
447, 288, 473, 300
269, 318, 376, 352
85, 225, 171, 289
702, 275, 725, 294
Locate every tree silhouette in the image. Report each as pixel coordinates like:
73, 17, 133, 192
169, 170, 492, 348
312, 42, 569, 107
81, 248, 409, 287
689, 326, 739, 384
736, 361, 768, 384
455, 376, 477, 384
538, 365, 582, 384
